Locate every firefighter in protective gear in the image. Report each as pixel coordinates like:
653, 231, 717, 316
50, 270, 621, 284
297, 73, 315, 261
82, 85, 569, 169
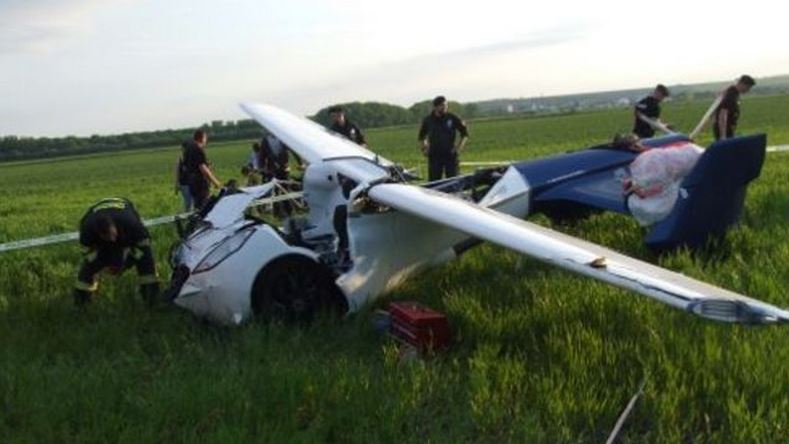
74, 198, 159, 306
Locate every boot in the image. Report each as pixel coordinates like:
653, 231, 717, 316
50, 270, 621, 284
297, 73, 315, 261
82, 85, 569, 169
140, 282, 161, 307
73, 289, 94, 307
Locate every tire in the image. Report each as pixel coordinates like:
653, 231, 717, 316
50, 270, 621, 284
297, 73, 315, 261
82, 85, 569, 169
251, 255, 348, 323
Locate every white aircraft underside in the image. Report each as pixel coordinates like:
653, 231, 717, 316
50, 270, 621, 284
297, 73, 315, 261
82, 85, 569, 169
167, 103, 789, 326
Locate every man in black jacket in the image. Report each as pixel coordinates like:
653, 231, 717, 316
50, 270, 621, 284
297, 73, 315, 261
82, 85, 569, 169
183, 130, 222, 209
329, 105, 367, 147
418, 96, 469, 181
259, 133, 301, 217
714, 75, 756, 140
633, 84, 671, 139
74, 198, 159, 306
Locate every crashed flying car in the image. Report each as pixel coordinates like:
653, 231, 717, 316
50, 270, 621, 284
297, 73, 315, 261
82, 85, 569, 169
165, 103, 788, 326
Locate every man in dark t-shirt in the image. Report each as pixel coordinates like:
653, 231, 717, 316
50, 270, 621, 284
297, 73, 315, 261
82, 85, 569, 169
183, 130, 221, 208
418, 96, 469, 181
328, 105, 367, 147
714, 75, 756, 140
74, 198, 159, 306
258, 133, 296, 181
633, 84, 670, 138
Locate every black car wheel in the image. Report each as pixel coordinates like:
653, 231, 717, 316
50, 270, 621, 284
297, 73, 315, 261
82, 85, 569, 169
251, 255, 347, 323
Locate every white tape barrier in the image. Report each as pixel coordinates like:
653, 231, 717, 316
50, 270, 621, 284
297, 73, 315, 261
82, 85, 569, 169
689, 95, 724, 140
0, 213, 189, 254
0, 191, 304, 254
767, 144, 789, 153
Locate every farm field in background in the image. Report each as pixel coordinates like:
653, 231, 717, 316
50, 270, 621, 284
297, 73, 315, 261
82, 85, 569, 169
1, 95, 788, 442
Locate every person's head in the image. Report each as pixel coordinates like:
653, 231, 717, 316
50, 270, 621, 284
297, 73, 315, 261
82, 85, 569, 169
193, 129, 208, 147
736, 75, 756, 94
653, 84, 670, 101
252, 142, 261, 153
432, 95, 448, 115
96, 214, 118, 243
328, 105, 346, 125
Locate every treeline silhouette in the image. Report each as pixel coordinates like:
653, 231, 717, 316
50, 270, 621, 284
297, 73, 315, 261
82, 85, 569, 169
0, 101, 479, 162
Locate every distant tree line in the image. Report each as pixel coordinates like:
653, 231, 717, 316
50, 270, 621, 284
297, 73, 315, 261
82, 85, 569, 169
6, 84, 784, 162
311, 100, 479, 129
0, 119, 264, 162
0, 100, 479, 162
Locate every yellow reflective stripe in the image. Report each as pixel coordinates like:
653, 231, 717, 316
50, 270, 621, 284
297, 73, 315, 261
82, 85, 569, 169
139, 274, 158, 284
91, 198, 127, 212
75, 280, 98, 291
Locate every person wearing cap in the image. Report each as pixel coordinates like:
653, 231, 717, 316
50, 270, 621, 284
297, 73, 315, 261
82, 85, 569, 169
328, 105, 367, 147
633, 84, 671, 139
417, 96, 469, 181
73, 198, 159, 307
714, 75, 756, 140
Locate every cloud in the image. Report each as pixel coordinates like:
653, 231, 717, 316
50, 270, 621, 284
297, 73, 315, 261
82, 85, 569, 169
260, 25, 589, 113
0, 0, 133, 54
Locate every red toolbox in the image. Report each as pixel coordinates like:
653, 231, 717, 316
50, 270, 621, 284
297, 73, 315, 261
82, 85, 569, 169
388, 302, 451, 351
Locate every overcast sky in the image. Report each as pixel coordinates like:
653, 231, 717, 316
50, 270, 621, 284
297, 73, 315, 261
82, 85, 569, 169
1, 0, 786, 137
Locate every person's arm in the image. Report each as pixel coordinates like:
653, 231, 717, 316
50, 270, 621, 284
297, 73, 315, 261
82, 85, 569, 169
200, 163, 222, 188
354, 124, 368, 147
454, 115, 469, 152
417, 118, 429, 155
637, 113, 672, 133
78, 214, 100, 254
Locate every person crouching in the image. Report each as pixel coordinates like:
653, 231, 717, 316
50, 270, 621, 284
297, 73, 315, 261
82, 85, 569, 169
73, 198, 159, 307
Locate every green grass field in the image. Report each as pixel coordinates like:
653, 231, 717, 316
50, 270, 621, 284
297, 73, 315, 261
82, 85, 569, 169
1, 96, 788, 443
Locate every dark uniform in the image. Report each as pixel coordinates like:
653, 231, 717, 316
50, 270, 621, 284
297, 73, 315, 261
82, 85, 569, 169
74, 198, 158, 305
632, 96, 661, 138
183, 140, 211, 209
259, 135, 299, 217
713, 86, 741, 140
258, 135, 294, 181
330, 120, 366, 146
418, 112, 469, 181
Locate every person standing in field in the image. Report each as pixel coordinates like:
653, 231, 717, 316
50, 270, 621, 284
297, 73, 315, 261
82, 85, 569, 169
713, 75, 756, 140
328, 105, 367, 147
258, 132, 302, 217
259, 132, 298, 181
183, 129, 222, 209
73, 198, 159, 306
633, 84, 671, 139
248, 142, 261, 170
174, 141, 193, 212
418, 96, 469, 181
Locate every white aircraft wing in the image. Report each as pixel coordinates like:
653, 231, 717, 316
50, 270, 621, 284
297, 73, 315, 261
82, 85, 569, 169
240, 103, 394, 167
368, 183, 789, 324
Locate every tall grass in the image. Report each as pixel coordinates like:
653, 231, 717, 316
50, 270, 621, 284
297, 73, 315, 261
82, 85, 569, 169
1, 95, 788, 442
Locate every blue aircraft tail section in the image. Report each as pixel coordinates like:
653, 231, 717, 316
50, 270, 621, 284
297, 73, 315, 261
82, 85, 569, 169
645, 134, 766, 251
516, 134, 766, 251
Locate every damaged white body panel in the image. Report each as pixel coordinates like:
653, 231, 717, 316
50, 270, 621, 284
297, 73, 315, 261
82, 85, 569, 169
165, 103, 789, 326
